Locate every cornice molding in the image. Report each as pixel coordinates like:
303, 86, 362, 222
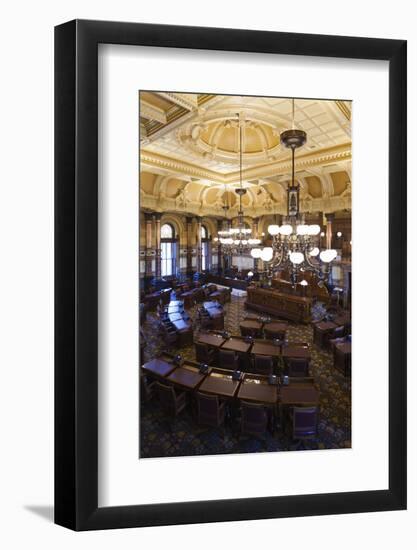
159, 92, 198, 111
141, 142, 351, 185
140, 193, 351, 218
140, 100, 167, 124
141, 150, 225, 183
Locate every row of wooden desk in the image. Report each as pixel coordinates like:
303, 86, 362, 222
312, 311, 351, 349
333, 340, 351, 377
142, 358, 319, 407
142, 288, 171, 311
239, 318, 288, 339
197, 331, 311, 360
179, 284, 231, 308
246, 287, 312, 323
164, 300, 193, 346
201, 301, 225, 330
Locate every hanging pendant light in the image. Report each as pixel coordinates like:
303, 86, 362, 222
250, 98, 337, 282
216, 113, 261, 253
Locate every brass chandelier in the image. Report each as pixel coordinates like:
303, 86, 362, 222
214, 114, 261, 253
250, 99, 337, 282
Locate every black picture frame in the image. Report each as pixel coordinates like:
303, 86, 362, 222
55, 19, 407, 531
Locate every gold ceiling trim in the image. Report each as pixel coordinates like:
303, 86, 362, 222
141, 94, 218, 138
335, 100, 351, 121
139, 191, 352, 218
198, 94, 217, 106
158, 92, 198, 110
140, 100, 167, 124
140, 151, 225, 183
140, 142, 351, 184
229, 143, 351, 181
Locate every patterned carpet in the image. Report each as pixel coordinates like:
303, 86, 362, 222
140, 290, 351, 458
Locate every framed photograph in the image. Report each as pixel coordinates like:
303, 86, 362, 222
55, 19, 406, 530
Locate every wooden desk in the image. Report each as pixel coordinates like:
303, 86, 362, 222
282, 345, 311, 359
198, 371, 241, 398
332, 313, 351, 327
180, 288, 205, 307
197, 332, 226, 348
335, 342, 351, 354
169, 300, 183, 308
238, 376, 278, 404
315, 321, 338, 331
168, 312, 183, 322
203, 301, 224, 329
221, 337, 252, 354
280, 383, 319, 405
264, 321, 288, 338
251, 340, 281, 358
143, 288, 171, 310
208, 291, 223, 304
313, 321, 337, 348
141, 358, 176, 378
167, 365, 206, 390
334, 341, 351, 377
246, 287, 312, 323
206, 274, 248, 291
170, 319, 188, 331
239, 319, 263, 336
203, 301, 220, 310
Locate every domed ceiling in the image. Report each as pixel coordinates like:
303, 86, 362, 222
180, 116, 281, 165
139, 92, 352, 218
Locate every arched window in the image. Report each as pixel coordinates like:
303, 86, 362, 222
201, 225, 210, 271
161, 223, 176, 277
161, 223, 174, 239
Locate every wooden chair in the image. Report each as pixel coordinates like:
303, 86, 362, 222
195, 342, 215, 365
197, 308, 212, 330
285, 357, 310, 377
288, 406, 319, 448
240, 325, 262, 338
264, 326, 287, 341
219, 349, 238, 371
156, 382, 187, 418
160, 323, 178, 348
324, 325, 345, 349
253, 355, 274, 376
195, 392, 226, 434
140, 373, 156, 405
239, 401, 269, 442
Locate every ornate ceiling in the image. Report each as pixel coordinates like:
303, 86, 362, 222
139, 92, 352, 218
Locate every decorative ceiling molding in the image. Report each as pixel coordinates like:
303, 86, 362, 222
335, 100, 352, 121
233, 143, 351, 182
141, 142, 351, 184
139, 191, 351, 218
140, 94, 221, 142
139, 93, 352, 222
140, 100, 167, 124
158, 92, 198, 110
141, 150, 225, 183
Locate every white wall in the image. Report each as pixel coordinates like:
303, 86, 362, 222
0, 1, 415, 548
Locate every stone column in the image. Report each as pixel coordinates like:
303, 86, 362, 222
217, 219, 223, 274
186, 216, 193, 276
252, 217, 259, 272
195, 217, 202, 273
144, 212, 153, 276
325, 213, 335, 249
153, 212, 162, 279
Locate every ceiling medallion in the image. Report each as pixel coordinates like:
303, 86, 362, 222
178, 107, 284, 165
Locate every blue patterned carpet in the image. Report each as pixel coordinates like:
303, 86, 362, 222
140, 291, 351, 458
